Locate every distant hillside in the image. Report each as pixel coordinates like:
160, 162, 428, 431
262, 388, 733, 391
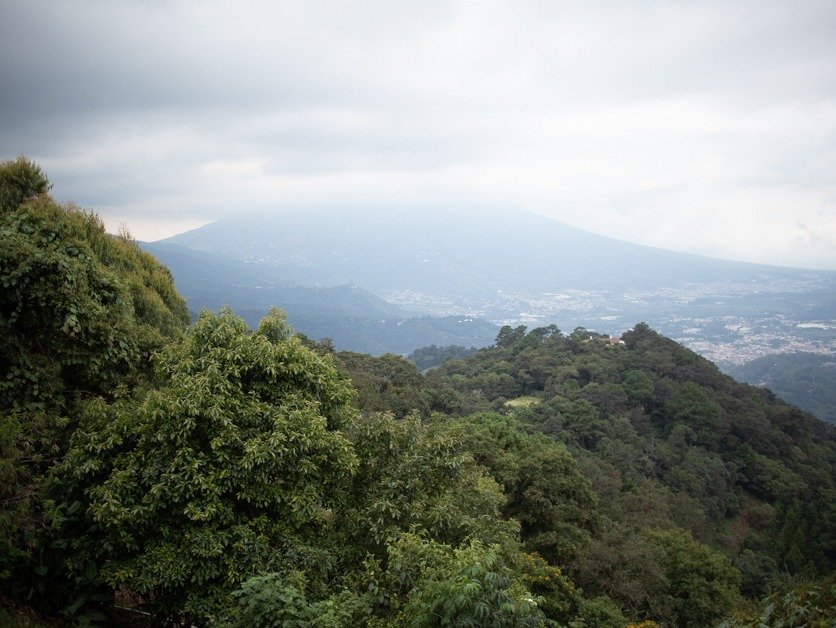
142, 242, 404, 318
729, 352, 836, 424
142, 241, 498, 354
266, 313, 497, 356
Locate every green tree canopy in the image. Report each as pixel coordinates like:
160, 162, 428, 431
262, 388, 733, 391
56, 309, 358, 622
339, 412, 518, 558
1, 160, 188, 415
646, 527, 741, 626
447, 413, 599, 566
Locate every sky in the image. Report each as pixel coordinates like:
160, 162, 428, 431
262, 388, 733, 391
2, 0, 835, 270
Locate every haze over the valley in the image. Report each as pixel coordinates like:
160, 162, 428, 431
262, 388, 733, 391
2, 0, 836, 270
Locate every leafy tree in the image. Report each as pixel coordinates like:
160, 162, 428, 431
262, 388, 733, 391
662, 381, 725, 445
645, 528, 741, 626
448, 414, 598, 566
734, 548, 779, 598
407, 344, 477, 371
338, 412, 518, 558
496, 325, 527, 349
375, 532, 548, 627
577, 521, 671, 621
0, 156, 50, 213
55, 309, 358, 623
578, 525, 740, 626
1, 164, 188, 416
537, 396, 606, 450
517, 551, 626, 627
336, 352, 430, 419
769, 491, 835, 575
720, 576, 836, 627
622, 369, 654, 407
219, 571, 367, 627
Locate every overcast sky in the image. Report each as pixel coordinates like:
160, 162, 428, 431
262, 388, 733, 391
2, 1, 835, 269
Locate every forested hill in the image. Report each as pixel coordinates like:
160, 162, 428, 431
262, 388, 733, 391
335, 324, 836, 621
2, 158, 834, 626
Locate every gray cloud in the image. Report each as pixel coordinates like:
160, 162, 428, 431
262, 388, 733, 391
1, 0, 835, 269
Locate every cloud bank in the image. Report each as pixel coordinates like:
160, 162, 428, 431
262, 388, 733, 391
2, 0, 835, 269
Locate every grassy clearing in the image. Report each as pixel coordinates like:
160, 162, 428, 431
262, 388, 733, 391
504, 396, 541, 408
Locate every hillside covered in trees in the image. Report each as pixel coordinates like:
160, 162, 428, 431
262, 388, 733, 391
1, 159, 834, 626
729, 352, 836, 424
333, 327, 835, 623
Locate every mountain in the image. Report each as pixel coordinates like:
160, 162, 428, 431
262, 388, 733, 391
142, 241, 499, 354
142, 241, 404, 318
160, 203, 828, 297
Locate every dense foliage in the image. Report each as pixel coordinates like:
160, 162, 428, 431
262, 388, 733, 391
721, 576, 836, 627
335, 352, 431, 419
453, 329, 829, 571
2, 159, 833, 626
57, 308, 357, 620
0, 157, 189, 610
407, 344, 477, 371
340, 324, 835, 624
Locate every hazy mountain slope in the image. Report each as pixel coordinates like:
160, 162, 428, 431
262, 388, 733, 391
730, 352, 836, 424
159, 203, 835, 369
142, 241, 499, 354
142, 241, 404, 318
161, 203, 823, 296
251, 312, 498, 356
